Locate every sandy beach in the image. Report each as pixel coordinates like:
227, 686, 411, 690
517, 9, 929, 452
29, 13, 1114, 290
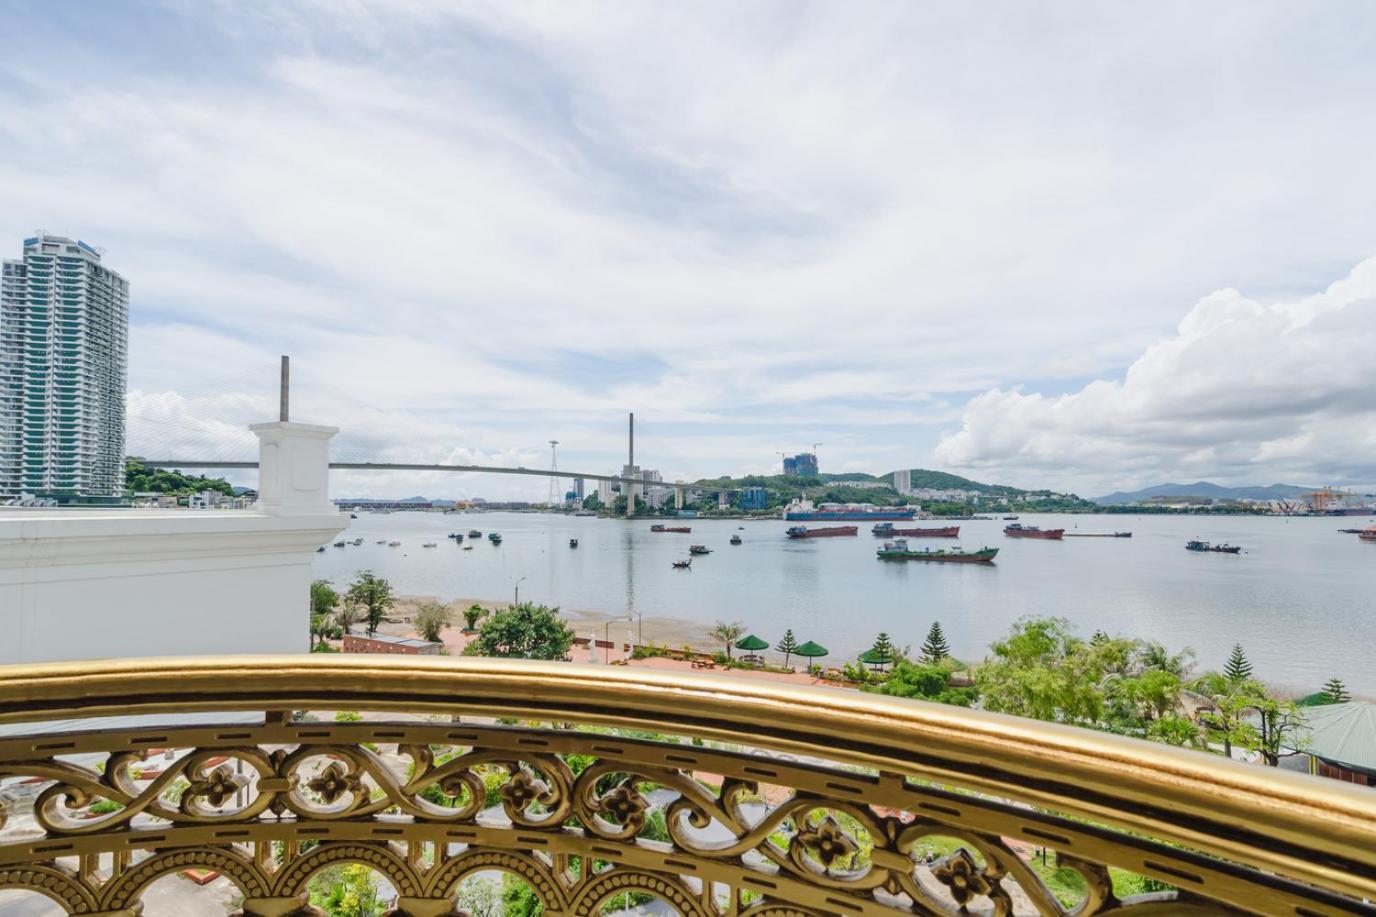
386, 594, 719, 653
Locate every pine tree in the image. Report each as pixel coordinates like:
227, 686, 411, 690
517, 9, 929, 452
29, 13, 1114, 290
870, 632, 897, 667
1322, 677, 1350, 704
921, 621, 950, 664
776, 629, 800, 668
1224, 644, 1252, 684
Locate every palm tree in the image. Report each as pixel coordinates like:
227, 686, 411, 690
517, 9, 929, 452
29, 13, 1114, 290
309, 612, 338, 650
713, 621, 744, 660
309, 579, 339, 650
1192, 671, 1257, 759
335, 598, 363, 637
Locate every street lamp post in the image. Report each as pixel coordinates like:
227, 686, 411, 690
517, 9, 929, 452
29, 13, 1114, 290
513, 576, 527, 607
604, 615, 633, 664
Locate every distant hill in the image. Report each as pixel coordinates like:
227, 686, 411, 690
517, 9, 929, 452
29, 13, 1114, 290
1092, 482, 1313, 504
880, 468, 1016, 494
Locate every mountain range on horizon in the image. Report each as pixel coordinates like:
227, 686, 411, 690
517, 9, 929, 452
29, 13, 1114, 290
1090, 481, 1315, 505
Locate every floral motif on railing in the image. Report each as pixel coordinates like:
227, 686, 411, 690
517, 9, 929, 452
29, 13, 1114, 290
0, 719, 1364, 915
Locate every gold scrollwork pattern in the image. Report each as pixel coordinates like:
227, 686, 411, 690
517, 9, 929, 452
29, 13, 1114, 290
0, 715, 1369, 915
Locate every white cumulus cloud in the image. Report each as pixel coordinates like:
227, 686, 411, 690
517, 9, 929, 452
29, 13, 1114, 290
935, 256, 1376, 494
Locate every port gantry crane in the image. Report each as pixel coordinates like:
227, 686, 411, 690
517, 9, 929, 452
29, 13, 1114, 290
1305, 485, 1348, 513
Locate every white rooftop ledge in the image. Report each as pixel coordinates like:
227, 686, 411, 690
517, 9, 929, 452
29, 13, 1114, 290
0, 422, 348, 664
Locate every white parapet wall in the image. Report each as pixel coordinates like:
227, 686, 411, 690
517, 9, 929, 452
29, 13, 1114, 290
0, 421, 349, 664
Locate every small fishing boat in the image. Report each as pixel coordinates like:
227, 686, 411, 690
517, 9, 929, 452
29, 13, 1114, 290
730, 534, 742, 545
351, 538, 363, 546
375, 539, 387, 545
1186, 540, 1242, 554
488, 533, 502, 544
689, 544, 711, 555
672, 559, 692, 568
462, 544, 473, 551
332, 541, 346, 548
468, 529, 482, 538
1002, 515, 1019, 521
388, 540, 401, 547
569, 538, 579, 548
1359, 527, 1376, 542
315, 546, 325, 553
422, 542, 437, 548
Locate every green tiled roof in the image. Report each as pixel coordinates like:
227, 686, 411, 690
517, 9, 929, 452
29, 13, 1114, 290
1291, 702, 1376, 771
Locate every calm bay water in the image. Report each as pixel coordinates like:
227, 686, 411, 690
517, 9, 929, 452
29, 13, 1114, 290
313, 511, 1375, 694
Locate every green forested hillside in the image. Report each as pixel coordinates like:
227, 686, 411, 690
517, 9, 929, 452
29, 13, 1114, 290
125, 457, 237, 495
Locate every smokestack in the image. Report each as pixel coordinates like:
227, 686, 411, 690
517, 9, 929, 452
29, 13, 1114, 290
626, 412, 635, 517
279, 355, 290, 422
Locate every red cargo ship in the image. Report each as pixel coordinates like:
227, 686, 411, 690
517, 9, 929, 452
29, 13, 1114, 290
1003, 523, 1064, 539
786, 525, 858, 539
871, 523, 959, 538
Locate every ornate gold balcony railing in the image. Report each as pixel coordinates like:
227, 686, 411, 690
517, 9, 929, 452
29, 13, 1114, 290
0, 656, 1373, 916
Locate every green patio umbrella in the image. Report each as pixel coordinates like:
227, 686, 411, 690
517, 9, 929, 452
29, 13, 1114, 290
794, 640, 829, 673
735, 633, 769, 662
858, 648, 895, 670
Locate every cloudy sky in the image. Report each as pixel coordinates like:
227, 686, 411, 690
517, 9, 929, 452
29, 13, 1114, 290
3, 1, 1375, 499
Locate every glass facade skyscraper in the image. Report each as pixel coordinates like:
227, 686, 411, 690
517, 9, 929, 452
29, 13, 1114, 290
0, 234, 128, 499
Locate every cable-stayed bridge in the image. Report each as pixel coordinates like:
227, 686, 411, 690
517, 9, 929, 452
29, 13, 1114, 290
133, 360, 743, 514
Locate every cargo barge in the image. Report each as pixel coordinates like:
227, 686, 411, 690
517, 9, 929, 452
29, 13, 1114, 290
1186, 540, 1241, 554
650, 525, 692, 533
1003, 523, 1064, 540
876, 540, 999, 564
786, 525, 858, 539
871, 523, 959, 538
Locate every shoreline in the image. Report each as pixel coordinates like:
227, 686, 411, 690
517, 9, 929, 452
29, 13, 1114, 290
383, 593, 1371, 703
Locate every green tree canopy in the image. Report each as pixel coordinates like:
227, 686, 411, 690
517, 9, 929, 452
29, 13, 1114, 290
920, 621, 950, 663
414, 601, 452, 643
1322, 677, 1350, 704
1224, 644, 1253, 684
468, 603, 574, 660
310, 579, 339, 618
346, 572, 396, 637
868, 632, 898, 665
124, 457, 237, 497
776, 629, 800, 667
975, 617, 1178, 732
462, 604, 487, 631
872, 660, 975, 706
